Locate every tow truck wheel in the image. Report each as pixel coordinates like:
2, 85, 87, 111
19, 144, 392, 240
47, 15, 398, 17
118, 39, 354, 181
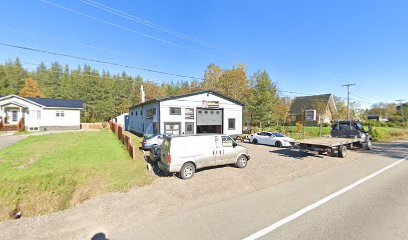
366, 140, 373, 150
338, 145, 347, 158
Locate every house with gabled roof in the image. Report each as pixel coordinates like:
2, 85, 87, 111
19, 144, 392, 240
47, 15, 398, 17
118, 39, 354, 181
0, 94, 83, 131
290, 94, 337, 124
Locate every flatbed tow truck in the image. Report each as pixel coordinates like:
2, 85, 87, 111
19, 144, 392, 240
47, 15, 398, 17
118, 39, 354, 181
290, 121, 373, 158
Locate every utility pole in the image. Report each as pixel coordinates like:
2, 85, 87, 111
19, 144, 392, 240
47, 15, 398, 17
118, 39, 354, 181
342, 83, 356, 121
396, 99, 406, 127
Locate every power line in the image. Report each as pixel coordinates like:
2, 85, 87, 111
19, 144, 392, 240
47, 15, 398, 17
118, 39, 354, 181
78, 0, 237, 56
40, 0, 219, 59
0, 42, 204, 80
0, 26, 200, 70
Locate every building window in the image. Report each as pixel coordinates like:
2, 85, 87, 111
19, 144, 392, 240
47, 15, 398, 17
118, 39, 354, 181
56, 111, 65, 117
37, 110, 41, 120
228, 118, 236, 130
170, 107, 181, 115
140, 110, 143, 116
135, 111, 137, 116
198, 110, 202, 114
210, 111, 214, 114
131, 111, 133, 116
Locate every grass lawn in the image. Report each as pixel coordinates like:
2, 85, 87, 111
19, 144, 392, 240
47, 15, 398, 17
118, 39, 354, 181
0, 129, 153, 220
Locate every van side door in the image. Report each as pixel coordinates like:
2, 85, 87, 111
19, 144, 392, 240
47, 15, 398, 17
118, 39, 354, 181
195, 136, 217, 168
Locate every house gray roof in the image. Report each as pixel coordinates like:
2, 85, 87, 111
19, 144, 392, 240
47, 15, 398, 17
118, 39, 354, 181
0, 95, 83, 109
129, 90, 245, 109
290, 94, 337, 115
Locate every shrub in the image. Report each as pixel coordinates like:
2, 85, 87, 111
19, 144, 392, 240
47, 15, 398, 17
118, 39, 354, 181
296, 122, 303, 133
371, 129, 390, 141
322, 122, 330, 127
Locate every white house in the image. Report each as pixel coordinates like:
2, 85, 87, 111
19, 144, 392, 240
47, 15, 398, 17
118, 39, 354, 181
128, 90, 244, 136
0, 95, 83, 131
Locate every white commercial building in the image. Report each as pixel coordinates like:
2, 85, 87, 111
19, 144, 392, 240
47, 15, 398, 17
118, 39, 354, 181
128, 90, 244, 136
0, 94, 83, 131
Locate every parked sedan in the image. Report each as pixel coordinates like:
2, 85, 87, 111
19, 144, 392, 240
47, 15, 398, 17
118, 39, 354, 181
249, 132, 294, 147
142, 134, 165, 150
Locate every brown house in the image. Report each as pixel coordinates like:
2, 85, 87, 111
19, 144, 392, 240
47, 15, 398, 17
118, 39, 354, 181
290, 94, 338, 124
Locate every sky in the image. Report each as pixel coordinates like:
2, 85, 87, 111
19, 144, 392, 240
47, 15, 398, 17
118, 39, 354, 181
1, 0, 407, 108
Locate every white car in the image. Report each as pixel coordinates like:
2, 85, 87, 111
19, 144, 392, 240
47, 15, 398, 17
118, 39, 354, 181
249, 132, 294, 147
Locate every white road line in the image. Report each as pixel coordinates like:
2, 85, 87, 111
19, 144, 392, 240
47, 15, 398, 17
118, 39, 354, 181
243, 156, 407, 240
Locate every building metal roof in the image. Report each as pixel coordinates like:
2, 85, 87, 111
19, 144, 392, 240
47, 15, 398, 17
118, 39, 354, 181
129, 90, 245, 109
290, 94, 337, 115
0, 95, 83, 109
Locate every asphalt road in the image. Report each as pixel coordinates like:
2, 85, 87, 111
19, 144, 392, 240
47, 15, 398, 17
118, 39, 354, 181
113, 142, 408, 240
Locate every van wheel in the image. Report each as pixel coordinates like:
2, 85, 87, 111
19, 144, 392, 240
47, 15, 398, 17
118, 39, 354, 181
179, 163, 195, 180
252, 139, 258, 144
275, 141, 282, 148
338, 145, 347, 158
235, 155, 248, 168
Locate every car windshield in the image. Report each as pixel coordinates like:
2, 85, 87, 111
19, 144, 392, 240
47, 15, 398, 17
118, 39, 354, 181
273, 133, 285, 137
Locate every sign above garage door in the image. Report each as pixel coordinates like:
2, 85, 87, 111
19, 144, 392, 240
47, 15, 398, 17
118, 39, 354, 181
197, 109, 222, 125
202, 100, 219, 109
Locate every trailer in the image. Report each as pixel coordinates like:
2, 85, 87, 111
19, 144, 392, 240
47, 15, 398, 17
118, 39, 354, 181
290, 121, 373, 158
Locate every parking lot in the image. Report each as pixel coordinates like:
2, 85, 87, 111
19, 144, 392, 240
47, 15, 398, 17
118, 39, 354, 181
1, 141, 403, 240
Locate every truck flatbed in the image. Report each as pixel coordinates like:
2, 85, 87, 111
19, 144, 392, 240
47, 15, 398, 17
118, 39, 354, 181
291, 137, 362, 148
290, 136, 369, 158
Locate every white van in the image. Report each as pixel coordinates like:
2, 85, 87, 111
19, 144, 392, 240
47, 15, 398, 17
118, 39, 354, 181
159, 134, 250, 179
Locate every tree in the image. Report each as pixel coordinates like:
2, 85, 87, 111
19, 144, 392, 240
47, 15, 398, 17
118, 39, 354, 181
248, 70, 278, 127
18, 77, 43, 97
276, 97, 292, 126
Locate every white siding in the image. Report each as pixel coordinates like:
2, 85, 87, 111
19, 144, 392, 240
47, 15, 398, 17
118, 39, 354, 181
41, 109, 81, 127
128, 102, 160, 135
160, 93, 243, 135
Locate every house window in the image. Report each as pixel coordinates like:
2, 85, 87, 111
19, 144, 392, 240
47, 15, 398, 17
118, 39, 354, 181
135, 111, 137, 116
131, 111, 134, 116
228, 118, 236, 130
140, 110, 143, 116
12, 111, 18, 122
170, 107, 181, 115
56, 111, 65, 117
37, 110, 41, 120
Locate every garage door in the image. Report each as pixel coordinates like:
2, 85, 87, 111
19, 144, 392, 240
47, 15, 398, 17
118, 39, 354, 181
197, 109, 222, 133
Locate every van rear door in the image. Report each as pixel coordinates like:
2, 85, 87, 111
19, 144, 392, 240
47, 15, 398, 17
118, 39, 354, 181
161, 136, 171, 167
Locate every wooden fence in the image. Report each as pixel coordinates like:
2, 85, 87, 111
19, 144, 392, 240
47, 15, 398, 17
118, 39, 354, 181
109, 120, 137, 160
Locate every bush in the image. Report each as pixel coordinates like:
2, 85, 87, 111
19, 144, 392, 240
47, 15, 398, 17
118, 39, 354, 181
371, 129, 391, 141
322, 122, 330, 127
296, 122, 303, 133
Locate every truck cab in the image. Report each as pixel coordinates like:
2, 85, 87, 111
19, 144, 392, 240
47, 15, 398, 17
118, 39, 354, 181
331, 121, 372, 149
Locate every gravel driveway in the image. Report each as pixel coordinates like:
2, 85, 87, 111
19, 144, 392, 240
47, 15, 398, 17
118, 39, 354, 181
0, 142, 384, 240
0, 135, 27, 150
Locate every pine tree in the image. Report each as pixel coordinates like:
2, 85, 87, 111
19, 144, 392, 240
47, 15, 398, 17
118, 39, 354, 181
18, 77, 43, 97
